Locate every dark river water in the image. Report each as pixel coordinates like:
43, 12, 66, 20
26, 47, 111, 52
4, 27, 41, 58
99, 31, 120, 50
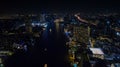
4, 22, 70, 67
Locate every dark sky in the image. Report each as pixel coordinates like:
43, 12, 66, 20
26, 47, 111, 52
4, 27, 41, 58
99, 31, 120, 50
0, 0, 120, 13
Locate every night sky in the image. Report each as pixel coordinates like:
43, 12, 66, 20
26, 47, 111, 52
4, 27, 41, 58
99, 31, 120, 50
0, 0, 120, 13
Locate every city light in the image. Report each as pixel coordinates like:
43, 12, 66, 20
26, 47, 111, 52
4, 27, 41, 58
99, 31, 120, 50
0, 11, 120, 67
116, 32, 120, 36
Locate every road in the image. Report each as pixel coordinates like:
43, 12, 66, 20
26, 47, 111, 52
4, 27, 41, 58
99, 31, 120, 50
4, 21, 70, 67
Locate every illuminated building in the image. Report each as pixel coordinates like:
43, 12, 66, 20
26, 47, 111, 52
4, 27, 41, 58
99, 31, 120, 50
73, 25, 89, 44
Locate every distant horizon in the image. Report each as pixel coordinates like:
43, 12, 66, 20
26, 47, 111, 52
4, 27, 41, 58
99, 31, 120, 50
0, 7, 120, 15
0, 0, 120, 14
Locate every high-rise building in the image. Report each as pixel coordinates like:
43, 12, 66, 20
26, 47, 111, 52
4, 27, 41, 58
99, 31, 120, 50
73, 25, 89, 44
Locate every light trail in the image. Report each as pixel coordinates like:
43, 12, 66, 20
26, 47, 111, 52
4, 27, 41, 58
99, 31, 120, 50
74, 14, 97, 26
